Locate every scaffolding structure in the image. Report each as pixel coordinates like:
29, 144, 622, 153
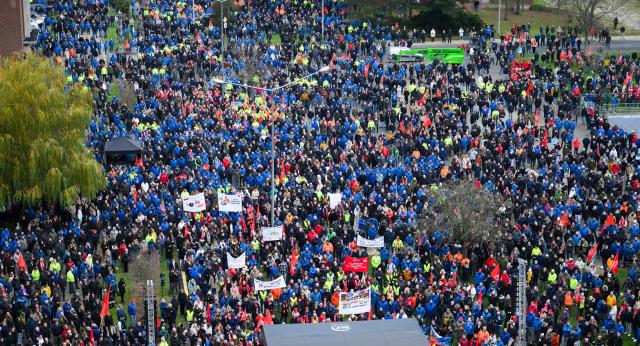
146, 280, 156, 346
516, 258, 527, 346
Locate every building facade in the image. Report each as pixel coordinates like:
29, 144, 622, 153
0, 0, 30, 57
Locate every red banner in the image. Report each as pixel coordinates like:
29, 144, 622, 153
342, 256, 369, 273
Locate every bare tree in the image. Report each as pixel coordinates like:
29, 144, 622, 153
418, 183, 507, 255
128, 250, 161, 322
563, 0, 629, 43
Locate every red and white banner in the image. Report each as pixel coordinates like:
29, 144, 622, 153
342, 256, 369, 273
182, 193, 206, 212
261, 225, 284, 242
356, 235, 384, 248
338, 287, 371, 315
218, 193, 242, 212
226, 252, 246, 269
254, 276, 286, 291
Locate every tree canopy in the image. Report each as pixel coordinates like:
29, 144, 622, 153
0, 53, 106, 209
413, 0, 485, 32
419, 182, 507, 252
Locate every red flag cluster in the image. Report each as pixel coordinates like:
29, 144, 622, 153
342, 256, 369, 273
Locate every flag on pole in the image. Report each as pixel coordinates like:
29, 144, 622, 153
490, 264, 500, 282
587, 243, 598, 262
100, 289, 110, 318
17, 253, 27, 272
610, 252, 620, 273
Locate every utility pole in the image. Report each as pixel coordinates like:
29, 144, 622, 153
498, 0, 502, 35
516, 258, 527, 346
321, 0, 324, 48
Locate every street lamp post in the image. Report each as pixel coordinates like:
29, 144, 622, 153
213, 66, 331, 226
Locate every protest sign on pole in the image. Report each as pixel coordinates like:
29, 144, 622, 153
226, 252, 246, 269
181, 193, 206, 212
217, 193, 242, 212
356, 235, 384, 248
329, 193, 342, 209
342, 256, 369, 273
254, 276, 286, 291
338, 287, 371, 315
261, 225, 284, 242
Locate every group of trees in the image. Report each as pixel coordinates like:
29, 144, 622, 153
412, 0, 485, 32
0, 53, 105, 210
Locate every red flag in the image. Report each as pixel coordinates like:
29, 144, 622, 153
477, 290, 483, 305
587, 243, 598, 262
368, 306, 372, 320
342, 256, 369, 273
490, 264, 500, 282
618, 52, 623, 65
280, 158, 286, 183
240, 308, 247, 321
558, 214, 570, 227
625, 72, 634, 86
206, 303, 211, 323
89, 327, 95, 346
133, 187, 138, 205
17, 253, 26, 272
364, 63, 370, 77
100, 289, 110, 318
541, 128, 548, 147
610, 252, 620, 273
475, 179, 481, 189
290, 248, 298, 276
265, 310, 273, 325
429, 272, 434, 286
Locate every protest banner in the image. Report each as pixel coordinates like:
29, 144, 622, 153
338, 287, 371, 315
261, 225, 284, 242
329, 193, 342, 209
356, 235, 384, 248
342, 256, 369, 273
226, 252, 246, 269
254, 276, 286, 291
217, 193, 242, 212
181, 193, 206, 212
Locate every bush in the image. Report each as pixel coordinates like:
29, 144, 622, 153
112, 0, 131, 15
530, 4, 554, 12
412, 7, 485, 32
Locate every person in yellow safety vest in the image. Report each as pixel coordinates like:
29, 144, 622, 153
569, 276, 578, 290
531, 246, 542, 257
67, 270, 76, 294
186, 309, 194, 322
31, 268, 40, 282
422, 262, 431, 274
392, 236, 404, 253
49, 258, 61, 273
367, 119, 376, 130
371, 254, 381, 269
159, 337, 169, 346
547, 269, 557, 285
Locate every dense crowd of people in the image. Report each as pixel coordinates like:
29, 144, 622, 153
2, 0, 640, 345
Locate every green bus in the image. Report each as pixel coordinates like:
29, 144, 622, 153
391, 47, 465, 64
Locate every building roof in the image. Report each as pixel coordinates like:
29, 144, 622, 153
262, 319, 426, 346
104, 136, 143, 153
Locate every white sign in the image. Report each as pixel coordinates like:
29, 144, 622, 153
226, 252, 246, 269
217, 193, 242, 212
338, 287, 371, 315
182, 193, 206, 212
261, 226, 284, 242
329, 193, 342, 209
357, 235, 384, 248
254, 276, 286, 291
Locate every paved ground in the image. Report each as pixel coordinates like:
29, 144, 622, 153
607, 114, 640, 133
